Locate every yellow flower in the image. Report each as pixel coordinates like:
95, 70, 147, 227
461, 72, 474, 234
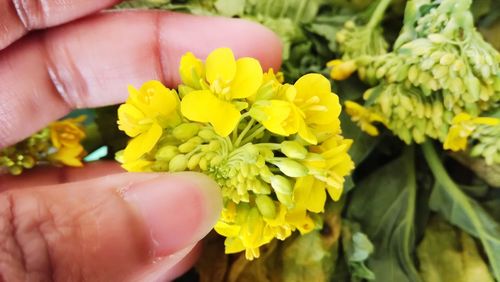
345, 101, 386, 136
50, 116, 86, 149
48, 116, 87, 167
444, 113, 500, 151
179, 52, 205, 89
263, 203, 293, 240
292, 74, 342, 144
49, 144, 85, 167
303, 136, 355, 201
216, 205, 272, 260
327, 59, 357, 80
252, 74, 342, 144
117, 80, 180, 162
180, 48, 263, 137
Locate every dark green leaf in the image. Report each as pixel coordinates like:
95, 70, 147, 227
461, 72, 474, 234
347, 147, 421, 282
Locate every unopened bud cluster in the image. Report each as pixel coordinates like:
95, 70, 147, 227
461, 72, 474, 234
330, 0, 500, 152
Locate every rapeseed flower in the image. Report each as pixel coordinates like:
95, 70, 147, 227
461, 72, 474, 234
344, 101, 386, 136
444, 113, 499, 152
117, 81, 180, 163
179, 48, 263, 137
116, 47, 354, 259
251, 74, 342, 144
48, 116, 87, 167
327, 59, 357, 80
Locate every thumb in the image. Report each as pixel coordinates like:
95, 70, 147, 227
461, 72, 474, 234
0, 172, 222, 281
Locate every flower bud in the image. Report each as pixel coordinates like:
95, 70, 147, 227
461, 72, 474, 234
155, 145, 179, 162
281, 141, 307, 159
169, 154, 188, 172
198, 128, 217, 140
22, 155, 35, 169
173, 123, 200, 141
270, 175, 293, 195
187, 153, 203, 170
255, 195, 276, 219
178, 137, 202, 153
271, 159, 308, 177
439, 53, 455, 65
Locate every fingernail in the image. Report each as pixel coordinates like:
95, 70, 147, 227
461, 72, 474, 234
124, 172, 222, 257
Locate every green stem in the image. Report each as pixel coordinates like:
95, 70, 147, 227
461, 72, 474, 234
367, 0, 392, 30
234, 119, 256, 147
241, 126, 266, 145
255, 143, 281, 150
421, 141, 499, 281
402, 146, 420, 279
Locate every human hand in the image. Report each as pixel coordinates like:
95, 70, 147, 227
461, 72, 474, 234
0, 1, 282, 281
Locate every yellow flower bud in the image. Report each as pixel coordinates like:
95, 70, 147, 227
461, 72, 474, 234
173, 123, 200, 141
155, 145, 179, 162
270, 159, 308, 177
327, 59, 357, 80
255, 195, 276, 219
270, 175, 293, 195
169, 154, 188, 172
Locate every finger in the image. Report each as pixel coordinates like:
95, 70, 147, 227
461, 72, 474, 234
163, 243, 202, 281
0, 11, 283, 148
0, 172, 222, 281
0, 161, 124, 191
132, 242, 202, 281
0, 0, 121, 50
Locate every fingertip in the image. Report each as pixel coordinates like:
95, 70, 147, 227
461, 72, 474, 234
123, 172, 222, 256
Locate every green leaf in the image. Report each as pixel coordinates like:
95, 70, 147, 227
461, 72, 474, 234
417, 215, 494, 282
306, 23, 340, 52
422, 142, 500, 281
346, 147, 421, 282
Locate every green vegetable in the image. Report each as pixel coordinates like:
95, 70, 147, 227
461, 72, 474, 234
417, 216, 494, 282
422, 141, 500, 281
347, 147, 420, 282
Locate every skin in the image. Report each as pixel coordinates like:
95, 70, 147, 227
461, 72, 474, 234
0, 1, 282, 281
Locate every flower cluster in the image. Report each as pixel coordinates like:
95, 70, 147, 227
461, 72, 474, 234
0, 116, 87, 175
328, 0, 500, 156
444, 113, 500, 165
117, 48, 354, 260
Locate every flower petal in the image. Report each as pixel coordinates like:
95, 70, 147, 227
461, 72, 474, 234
123, 122, 162, 162
209, 100, 241, 137
181, 90, 219, 122
49, 145, 85, 167
117, 103, 148, 137
206, 48, 236, 84
179, 52, 205, 89
293, 176, 326, 213
181, 90, 240, 137
294, 73, 331, 101
230, 57, 263, 99
298, 117, 317, 144
133, 81, 179, 118
326, 184, 343, 201
254, 100, 297, 136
